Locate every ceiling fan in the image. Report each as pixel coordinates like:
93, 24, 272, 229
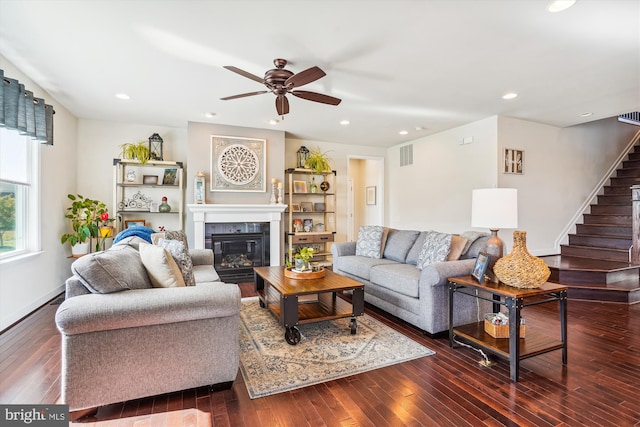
220, 58, 342, 116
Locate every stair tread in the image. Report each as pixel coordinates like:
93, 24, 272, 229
542, 255, 640, 272
570, 233, 631, 240
549, 280, 640, 291
561, 244, 629, 252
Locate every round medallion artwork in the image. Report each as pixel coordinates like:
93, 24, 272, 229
217, 144, 260, 185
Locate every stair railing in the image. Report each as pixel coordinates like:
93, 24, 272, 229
632, 185, 640, 264
553, 129, 640, 253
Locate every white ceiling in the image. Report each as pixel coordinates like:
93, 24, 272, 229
1, 0, 638, 147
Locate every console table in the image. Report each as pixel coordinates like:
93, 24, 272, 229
448, 275, 568, 382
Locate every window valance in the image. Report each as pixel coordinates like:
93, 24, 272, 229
1, 69, 54, 145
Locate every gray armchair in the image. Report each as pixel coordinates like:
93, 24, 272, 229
55, 240, 240, 420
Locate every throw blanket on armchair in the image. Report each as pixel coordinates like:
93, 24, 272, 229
113, 226, 155, 244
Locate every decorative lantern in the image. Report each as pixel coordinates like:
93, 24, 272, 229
194, 172, 206, 204
296, 146, 309, 169
148, 133, 163, 160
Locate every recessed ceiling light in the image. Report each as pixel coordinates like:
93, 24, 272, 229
502, 92, 518, 100
546, 1, 576, 13
415, 126, 425, 131
399, 130, 409, 135
269, 119, 279, 125
115, 93, 130, 100
340, 120, 350, 125
204, 112, 216, 118
579, 112, 593, 117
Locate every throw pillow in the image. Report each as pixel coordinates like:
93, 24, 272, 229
416, 232, 453, 270
151, 230, 189, 249
157, 238, 196, 286
139, 243, 186, 288
355, 226, 388, 259
446, 235, 469, 261
71, 244, 153, 293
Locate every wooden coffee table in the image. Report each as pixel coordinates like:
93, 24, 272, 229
253, 266, 365, 345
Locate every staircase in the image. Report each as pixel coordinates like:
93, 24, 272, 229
542, 127, 640, 304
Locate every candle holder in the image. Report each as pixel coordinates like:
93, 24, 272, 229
270, 182, 277, 204
277, 186, 284, 204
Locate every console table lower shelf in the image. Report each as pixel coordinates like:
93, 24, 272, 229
448, 275, 568, 382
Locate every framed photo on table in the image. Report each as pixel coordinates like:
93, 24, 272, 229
472, 252, 490, 282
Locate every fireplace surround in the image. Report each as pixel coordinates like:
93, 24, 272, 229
188, 204, 287, 276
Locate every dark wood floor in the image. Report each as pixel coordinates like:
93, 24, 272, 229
1, 283, 639, 426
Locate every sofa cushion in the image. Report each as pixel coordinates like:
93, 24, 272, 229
157, 238, 196, 286
416, 232, 452, 270
405, 231, 430, 265
447, 235, 469, 261
337, 255, 396, 281
460, 231, 491, 259
151, 230, 189, 250
139, 243, 186, 288
382, 229, 420, 263
355, 226, 388, 259
370, 263, 421, 298
71, 244, 152, 294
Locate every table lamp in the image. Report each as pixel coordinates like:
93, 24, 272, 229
471, 188, 518, 282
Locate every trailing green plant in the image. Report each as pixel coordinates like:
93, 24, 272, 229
60, 194, 112, 250
294, 246, 314, 262
304, 148, 332, 174
119, 141, 150, 164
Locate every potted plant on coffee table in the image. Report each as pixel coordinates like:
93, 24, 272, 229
294, 246, 314, 271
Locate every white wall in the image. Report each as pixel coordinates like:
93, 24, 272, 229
285, 139, 387, 243
386, 116, 499, 233
0, 56, 78, 330
76, 119, 188, 227
497, 116, 638, 254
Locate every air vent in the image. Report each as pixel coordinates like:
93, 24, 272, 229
618, 112, 640, 126
400, 144, 413, 166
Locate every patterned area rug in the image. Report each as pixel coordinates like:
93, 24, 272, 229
239, 298, 435, 399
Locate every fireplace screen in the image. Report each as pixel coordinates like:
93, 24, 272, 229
205, 222, 270, 282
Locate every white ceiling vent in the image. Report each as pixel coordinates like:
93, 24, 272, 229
400, 144, 413, 167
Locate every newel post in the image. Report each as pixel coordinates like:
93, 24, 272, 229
631, 185, 640, 264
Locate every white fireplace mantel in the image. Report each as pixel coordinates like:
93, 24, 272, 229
187, 204, 287, 266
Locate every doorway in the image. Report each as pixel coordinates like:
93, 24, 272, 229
347, 156, 384, 241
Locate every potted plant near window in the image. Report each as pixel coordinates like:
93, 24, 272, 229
294, 246, 314, 271
60, 194, 112, 256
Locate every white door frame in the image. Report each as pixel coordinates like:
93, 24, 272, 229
347, 155, 385, 241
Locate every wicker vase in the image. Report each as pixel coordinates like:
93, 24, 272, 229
494, 230, 550, 288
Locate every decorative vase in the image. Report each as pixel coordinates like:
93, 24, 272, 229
310, 177, 317, 193
159, 196, 171, 213
494, 230, 550, 289
294, 258, 310, 271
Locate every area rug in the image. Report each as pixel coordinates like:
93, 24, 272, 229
239, 298, 435, 399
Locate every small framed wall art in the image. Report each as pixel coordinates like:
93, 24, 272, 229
125, 219, 146, 229
504, 148, 524, 174
366, 186, 376, 205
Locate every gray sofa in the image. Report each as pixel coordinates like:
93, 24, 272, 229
331, 228, 491, 335
55, 236, 240, 419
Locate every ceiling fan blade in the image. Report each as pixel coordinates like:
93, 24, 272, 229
276, 95, 289, 116
220, 90, 269, 101
291, 90, 342, 106
285, 66, 326, 88
223, 66, 264, 84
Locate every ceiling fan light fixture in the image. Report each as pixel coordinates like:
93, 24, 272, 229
546, 0, 576, 13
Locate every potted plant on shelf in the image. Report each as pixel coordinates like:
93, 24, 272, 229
60, 194, 112, 256
294, 246, 314, 271
304, 148, 332, 174
119, 141, 150, 164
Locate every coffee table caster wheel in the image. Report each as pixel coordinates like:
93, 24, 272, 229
350, 318, 357, 335
285, 327, 301, 345
259, 299, 266, 308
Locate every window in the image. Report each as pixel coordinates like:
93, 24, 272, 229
0, 127, 40, 259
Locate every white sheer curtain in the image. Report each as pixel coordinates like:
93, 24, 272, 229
0, 69, 54, 145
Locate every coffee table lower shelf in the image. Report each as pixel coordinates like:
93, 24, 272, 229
453, 322, 564, 360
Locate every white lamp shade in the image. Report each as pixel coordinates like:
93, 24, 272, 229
471, 188, 518, 229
